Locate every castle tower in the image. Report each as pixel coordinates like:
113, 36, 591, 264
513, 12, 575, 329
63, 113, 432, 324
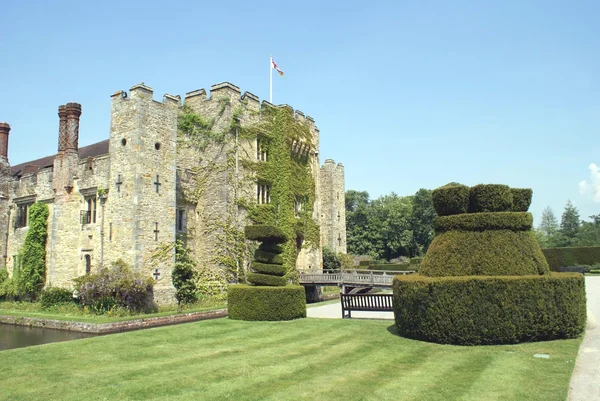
105, 84, 179, 303
0, 122, 11, 268
319, 159, 347, 254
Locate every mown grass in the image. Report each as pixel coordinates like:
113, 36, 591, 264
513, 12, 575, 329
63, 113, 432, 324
0, 317, 581, 401
0, 299, 226, 323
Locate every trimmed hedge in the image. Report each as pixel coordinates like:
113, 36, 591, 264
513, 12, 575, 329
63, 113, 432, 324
431, 184, 470, 216
542, 246, 600, 271
419, 230, 550, 276
228, 284, 306, 321
511, 188, 533, 212
258, 243, 284, 254
368, 263, 413, 271
40, 287, 74, 308
393, 273, 587, 345
254, 249, 284, 265
247, 272, 287, 287
434, 212, 532, 232
468, 184, 513, 213
244, 225, 287, 244
250, 261, 286, 276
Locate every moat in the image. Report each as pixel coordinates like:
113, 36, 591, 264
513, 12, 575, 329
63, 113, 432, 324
0, 323, 97, 351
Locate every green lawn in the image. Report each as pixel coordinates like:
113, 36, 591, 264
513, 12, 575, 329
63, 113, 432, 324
0, 318, 581, 401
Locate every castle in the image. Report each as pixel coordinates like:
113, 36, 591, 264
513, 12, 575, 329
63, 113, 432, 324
0, 82, 346, 303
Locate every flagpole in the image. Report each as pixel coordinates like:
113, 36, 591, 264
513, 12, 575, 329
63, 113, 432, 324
269, 56, 273, 103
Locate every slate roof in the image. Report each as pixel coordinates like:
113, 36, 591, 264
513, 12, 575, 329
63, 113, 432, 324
11, 139, 110, 177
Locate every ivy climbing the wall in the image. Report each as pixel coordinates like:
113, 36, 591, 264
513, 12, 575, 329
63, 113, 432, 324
176, 100, 319, 285
17, 202, 49, 300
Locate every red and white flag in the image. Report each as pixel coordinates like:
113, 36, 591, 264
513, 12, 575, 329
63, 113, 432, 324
271, 59, 284, 77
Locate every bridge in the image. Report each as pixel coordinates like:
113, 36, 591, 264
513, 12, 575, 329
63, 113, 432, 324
298, 269, 415, 293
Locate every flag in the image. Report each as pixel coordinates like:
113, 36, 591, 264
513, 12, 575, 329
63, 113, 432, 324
271, 59, 284, 77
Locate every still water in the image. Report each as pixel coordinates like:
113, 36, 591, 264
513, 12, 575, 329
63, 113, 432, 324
0, 323, 97, 351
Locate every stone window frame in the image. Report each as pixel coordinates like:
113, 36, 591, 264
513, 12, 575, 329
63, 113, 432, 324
256, 135, 268, 162
176, 209, 186, 233
13, 195, 36, 229
80, 187, 98, 225
256, 183, 271, 205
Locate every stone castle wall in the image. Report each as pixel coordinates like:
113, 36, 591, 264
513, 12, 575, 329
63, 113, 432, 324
0, 81, 343, 304
319, 160, 347, 254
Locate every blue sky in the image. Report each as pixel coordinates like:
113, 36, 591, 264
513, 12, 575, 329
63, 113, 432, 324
1, 1, 599, 224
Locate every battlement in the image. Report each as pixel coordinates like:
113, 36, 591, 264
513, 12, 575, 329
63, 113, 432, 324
111, 83, 181, 107
181, 82, 318, 131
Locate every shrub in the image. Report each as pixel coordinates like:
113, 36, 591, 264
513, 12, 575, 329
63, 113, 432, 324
434, 212, 532, 232
228, 284, 306, 321
254, 249, 284, 265
0, 278, 19, 301
393, 273, 586, 345
368, 263, 412, 271
250, 261, 286, 276
244, 225, 287, 244
420, 230, 549, 276
246, 272, 287, 287
40, 287, 74, 308
431, 184, 470, 216
258, 243, 283, 254
0, 269, 8, 283
17, 202, 49, 300
172, 240, 197, 305
74, 259, 154, 313
468, 184, 513, 213
511, 188, 533, 212
542, 246, 600, 271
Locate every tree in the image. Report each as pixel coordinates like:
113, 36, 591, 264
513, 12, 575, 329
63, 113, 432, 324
345, 190, 380, 257
539, 207, 558, 236
322, 246, 341, 271
559, 200, 581, 245
172, 240, 197, 305
411, 188, 436, 254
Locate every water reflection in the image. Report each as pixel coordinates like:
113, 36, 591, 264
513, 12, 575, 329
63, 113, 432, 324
0, 323, 97, 351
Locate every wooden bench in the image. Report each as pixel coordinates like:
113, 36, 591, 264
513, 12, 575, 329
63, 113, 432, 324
340, 293, 394, 318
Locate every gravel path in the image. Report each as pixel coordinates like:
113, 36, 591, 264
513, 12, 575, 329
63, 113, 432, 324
569, 276, 600, 401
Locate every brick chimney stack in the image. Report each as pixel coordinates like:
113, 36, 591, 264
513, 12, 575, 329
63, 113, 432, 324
0, 122, 10, 162
57, 105, 68, 153
65, 102, 81, 152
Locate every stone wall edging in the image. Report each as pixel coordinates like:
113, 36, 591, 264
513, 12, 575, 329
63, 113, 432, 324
0, 308, 227, 334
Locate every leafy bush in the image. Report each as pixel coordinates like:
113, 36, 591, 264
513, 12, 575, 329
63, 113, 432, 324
17, 202, 49, 300
228, 284, 306, 321
0, 269, 8, 283
172, 240, 197, 305
434, 212, 533, 232
511, 188, 533, 212
431, 184, 470, 216
254, 249, 284, 265
244, 225, 287, 244
40, 287, 74, 308
73, 259, 154, 313
322, 246, 341, 271
0, 278, 19, 301
420, 230, 549, 276
393, 273, 586, 345
468, 184, 513, 213
250, 261, 286, 276
542, 246, 600, 271
247, 272, 287, 286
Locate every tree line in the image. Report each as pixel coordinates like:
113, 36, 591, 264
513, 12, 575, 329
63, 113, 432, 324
345, 191, 600, 261
533, 201, 600, 248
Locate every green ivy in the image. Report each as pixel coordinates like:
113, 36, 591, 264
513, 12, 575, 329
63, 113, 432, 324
17, 202, 49, 300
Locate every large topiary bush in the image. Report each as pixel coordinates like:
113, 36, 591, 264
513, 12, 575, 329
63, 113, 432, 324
431, 183, 470, 216
394, 183, 586, 345
228, 225, 306, 321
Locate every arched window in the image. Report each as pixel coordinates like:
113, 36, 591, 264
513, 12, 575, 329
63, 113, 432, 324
85, 255, 91, 274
